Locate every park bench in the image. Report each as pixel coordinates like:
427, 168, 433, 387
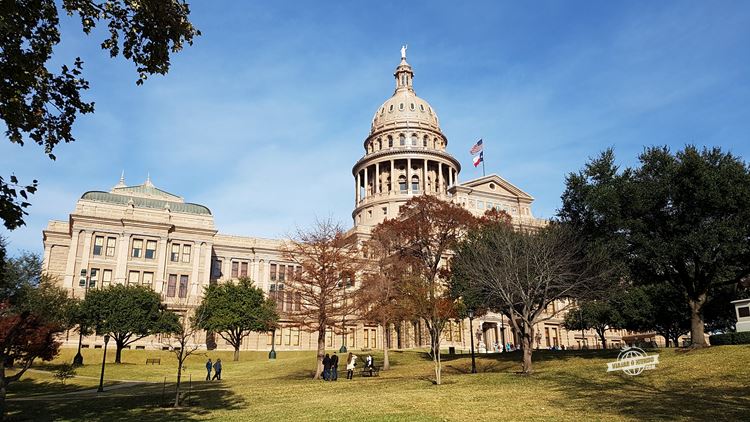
360, 366, 380, 377
145, 358, 161, 365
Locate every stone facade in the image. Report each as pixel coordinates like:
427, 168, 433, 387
43, 52, 636, 353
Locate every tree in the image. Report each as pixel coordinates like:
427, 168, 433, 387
0, 0, 199, 229
452, 222, 612, 374
194, 278, 277, 362
78, 284, 179, 363
283, 219, 362, 380
559, 146, 750, 347
373, 196, 478, 385
354, 227, 408, 371
163, 306, 205, 407
0, 244, 74, 420
618, 284, 691, 347
563, 299, 623, 349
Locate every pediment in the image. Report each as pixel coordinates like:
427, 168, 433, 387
458, 174, 534, 201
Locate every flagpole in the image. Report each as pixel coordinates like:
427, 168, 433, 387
482, 157, 485, 177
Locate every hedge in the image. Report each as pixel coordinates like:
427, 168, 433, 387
709, 332, 750, 345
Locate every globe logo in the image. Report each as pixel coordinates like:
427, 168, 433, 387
606, 346, 659, 376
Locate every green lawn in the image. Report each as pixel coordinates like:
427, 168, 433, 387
5, 345, 750, 421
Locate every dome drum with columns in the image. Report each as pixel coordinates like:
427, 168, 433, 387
353, 53, 460, 227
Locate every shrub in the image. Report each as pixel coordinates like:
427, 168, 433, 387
54, 363, 77, 385
709, 332, 750, 345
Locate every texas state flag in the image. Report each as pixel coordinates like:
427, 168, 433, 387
473, 151, 484, 167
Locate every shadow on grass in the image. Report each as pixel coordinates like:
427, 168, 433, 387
6, 381, 247, 422
543, 370, 750, 420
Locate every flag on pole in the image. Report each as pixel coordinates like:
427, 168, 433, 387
469, 139, 483, 155
473, 151, 484, 167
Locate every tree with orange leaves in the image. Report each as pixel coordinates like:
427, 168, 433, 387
372, 195, 478, 385
283, 219, 364, 380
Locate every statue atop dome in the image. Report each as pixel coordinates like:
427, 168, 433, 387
401, 44, 407, 60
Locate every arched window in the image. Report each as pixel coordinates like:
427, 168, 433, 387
410, 103, 415, 111
399, 134, 406, 146
386, 177, 392, 192
411, 175, 420, 193
398, 176, 407, 193
376, 138, 381, 150
388, 136, 393, 148
399, 103, 404, 111
411, 134, 418, 146
423, 135, 429, 147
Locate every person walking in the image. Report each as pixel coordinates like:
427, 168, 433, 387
331, 352, 339, 381
346, 352, 358, 380
322, 353, 331, 381
212, 358, 222, 381
205, 358, 212, 381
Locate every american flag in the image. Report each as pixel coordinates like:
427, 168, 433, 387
469, 139, 483, 155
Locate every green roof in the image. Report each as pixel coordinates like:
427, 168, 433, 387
81, 191, 212, 215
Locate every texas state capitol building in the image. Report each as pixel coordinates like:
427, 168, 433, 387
43, 51, 631, 353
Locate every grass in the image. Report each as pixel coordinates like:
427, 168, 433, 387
5, 345, 750, 421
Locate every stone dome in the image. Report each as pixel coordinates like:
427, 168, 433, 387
370, 58, 441, 134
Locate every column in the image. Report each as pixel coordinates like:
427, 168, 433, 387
438, 162, 443, 194
375, 162, 380, 194
190, 242, 201, 299
221, 257, 230, 282
390, 159, 395, 194
63, 229, 82, 288
114, 232, 129, 284
407, 158, 412, 194
202, 242, 212, 287
155, 237, 168, 293
423, 159, 428, 194
356, 171, 361, 203
364, 165, 369, 199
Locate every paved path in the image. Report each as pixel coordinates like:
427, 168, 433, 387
7, 369, 158, 402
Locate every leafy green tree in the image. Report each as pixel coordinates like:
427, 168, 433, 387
78, 284, 180, 363
618, 284, 691, 347
0, 0, 199, 229
194, 278, 278, 362
0, 242, 75, 419
559, 146, 750, 347
563, 300, 623, 349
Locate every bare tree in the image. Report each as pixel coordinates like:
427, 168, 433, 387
452, 222, 612, 374
164, 304, 204, 407
374, 196, 478, 385
283, 219, 363, 380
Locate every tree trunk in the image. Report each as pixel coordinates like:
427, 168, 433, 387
382, 320, 390, 371
174, 356, 183, 407
689, 293, 708, 347
233, 345, 240, 362
313, 327, 325, 380
114, 342, 124, 364
1, 367, 7, 422
661, 333, 671, 347
597, 328, 607, 350
671, 333, 681, 348
432, 332, 441, 385
521, 331, 534, 374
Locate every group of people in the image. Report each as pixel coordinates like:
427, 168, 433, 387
205, 358, 223, 381
321, 352, 376, 380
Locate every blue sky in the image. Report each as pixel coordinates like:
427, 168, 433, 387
3, 1, 750, 255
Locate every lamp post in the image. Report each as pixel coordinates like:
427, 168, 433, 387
73, 268, 94, 366
97, 334, 110, 392
468, 310, 477, 374
499, 313, 506, 353
339, 279, 349, 354
269, 284, 278, 360
579, 307, 586, 350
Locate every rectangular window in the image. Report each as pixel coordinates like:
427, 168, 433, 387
276, 328, 282, 345
231, 262, 239, 278
270, 264, 277, 281
294, 292, 301, 311
288, 266, 295, 281
284, 328, 292, 345
364, 329, 370, 348
292, 327, 300, 346
179, 275, 188, 298
106, 237, 116, 257
142, 272, 154, 288
90, 268, 99, 288
128, 270, 140, 285
285, 292, 292, 310
170, 244, 180, 262
93, 236, 104, 256
181, 245, 191, 263
477, 201, 484, 210
102, 269, 112, 287
277, 291, 285, 311
211, 259, 222, 278
167, 274, 177, 297
739, 306, 750, 318
240, 262, 248, 278
326, 327, 333, 348
267, 331, 274, 346
347, 327, 355, 348
131, 239, 143, 258
545, 327, 551, 347
279, 265, 286, 282
145, 240, 157, 259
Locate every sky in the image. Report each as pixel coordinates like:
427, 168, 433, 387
2, 1, 750, 255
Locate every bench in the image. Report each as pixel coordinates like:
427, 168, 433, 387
145, 358, 161, 365
360, 366, 380, 377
